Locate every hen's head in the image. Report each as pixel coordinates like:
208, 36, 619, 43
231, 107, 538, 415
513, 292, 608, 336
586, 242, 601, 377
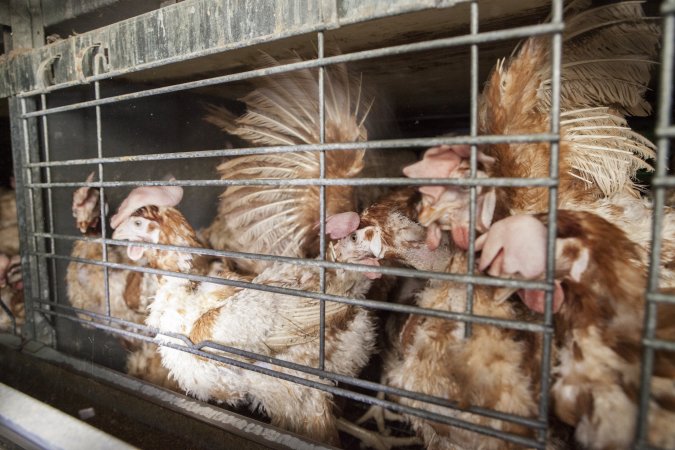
325, 211, 382, 279
111, 184, 185, 262
474, 212, 638, 315
72, 172, 103, 234
403, 145, 496, 250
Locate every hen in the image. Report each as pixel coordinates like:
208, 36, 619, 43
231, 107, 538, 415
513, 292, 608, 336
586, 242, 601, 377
328, 192, 555, 449
67, 174, 178, 390
67, 173, 156, 327
404, 0, 659, 250
202, 53, 413, 275
0, 186, 19, 256
0, 253, 24, 333
111, 185, 379, 444
0, 183, 24, 334
477, 210, 675, 449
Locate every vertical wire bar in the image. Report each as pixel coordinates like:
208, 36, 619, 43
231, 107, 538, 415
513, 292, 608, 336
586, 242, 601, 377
537, 0, 563, 443
94, 78, 112, 318
318, 31, 327, 371
464, 0, 479, 338
39, 94, 59, 309
20, 97, 38, 339
636, 2, 674, 445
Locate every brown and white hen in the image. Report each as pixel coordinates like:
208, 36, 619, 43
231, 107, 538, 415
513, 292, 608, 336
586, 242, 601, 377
477, 210, 675, 449
202, 53, 413, 276
112, 184, 379, 445
66, 174, 180, 390
404, 0, 660, 251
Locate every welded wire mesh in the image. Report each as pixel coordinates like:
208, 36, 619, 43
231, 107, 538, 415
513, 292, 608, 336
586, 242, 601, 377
3, 0, 671, 449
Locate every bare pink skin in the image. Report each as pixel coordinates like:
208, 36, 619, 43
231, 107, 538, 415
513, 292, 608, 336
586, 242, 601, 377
517, 283, 564, 314
425, 223, 442, 250
403, 144, 496, 250
325, 212, 360, 239
451, 226, 470, 251
325, 212, 382, 279
475, 215, 565, 314
111, 183, 183, 230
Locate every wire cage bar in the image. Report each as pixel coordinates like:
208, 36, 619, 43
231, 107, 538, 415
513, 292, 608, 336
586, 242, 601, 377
1, 0, 672, 449
636, 0, 675, 447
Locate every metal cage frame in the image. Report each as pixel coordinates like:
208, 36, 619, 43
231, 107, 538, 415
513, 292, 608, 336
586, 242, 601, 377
1, 0, 673, 448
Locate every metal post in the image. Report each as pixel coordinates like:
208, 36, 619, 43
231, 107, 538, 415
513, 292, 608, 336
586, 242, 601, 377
636, 0, 675, 446
464, 0, 479, 338
318, 30, 327, 371
537, 0, 563, 444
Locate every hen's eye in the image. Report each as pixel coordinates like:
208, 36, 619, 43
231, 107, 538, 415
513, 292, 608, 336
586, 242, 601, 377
350, 233, 357, 242
134, 220, 142, 226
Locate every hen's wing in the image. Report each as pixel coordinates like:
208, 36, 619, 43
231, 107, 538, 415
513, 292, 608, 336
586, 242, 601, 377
202, 54, 370, 274
480, 0, 658, 198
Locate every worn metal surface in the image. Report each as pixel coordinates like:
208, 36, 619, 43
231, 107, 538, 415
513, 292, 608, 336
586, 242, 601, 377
0, 334, 334, 450
0, 381, 136, 449
1, 0, 667, 449
0, 0, 555, 98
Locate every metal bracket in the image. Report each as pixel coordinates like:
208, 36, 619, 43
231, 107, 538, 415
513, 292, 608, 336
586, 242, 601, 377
36, 54, 61, 88
77, 44, 110, 81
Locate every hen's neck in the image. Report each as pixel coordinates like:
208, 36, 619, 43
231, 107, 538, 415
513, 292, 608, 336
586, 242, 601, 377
396, 239, 452, 272
150, 208, 204, 276
384, 214, 452, 272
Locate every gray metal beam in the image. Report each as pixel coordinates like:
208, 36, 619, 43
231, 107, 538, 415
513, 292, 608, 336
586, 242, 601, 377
0, 335, 334, 450
0, 0, 493, 98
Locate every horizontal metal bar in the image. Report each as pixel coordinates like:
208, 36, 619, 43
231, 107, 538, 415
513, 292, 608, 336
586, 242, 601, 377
27, 177, 557, 189
643, 338, 675, 353
646, 292, 675, 304
35, 307, 543, 448
35, 232, 554, 291
648, 177, 675, 188
0, 334, 333, 450
34, 299, 544, 430
19, 22, 563, 115
656, 125, 675, 138
26, 134, 559, 168
33, 250, 550, 332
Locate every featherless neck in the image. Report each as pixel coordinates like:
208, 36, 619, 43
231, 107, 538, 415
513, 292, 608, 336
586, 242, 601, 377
398, 242, 452, 272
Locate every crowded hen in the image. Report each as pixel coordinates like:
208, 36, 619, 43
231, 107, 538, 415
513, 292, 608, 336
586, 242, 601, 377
405, 0, 660, 250
478, 211, 675, 449
0, 182, 23, 333
203, 53, 413, 275
67, 174, 180, 389
328, 191, 553, 449
112, 185, 379, 444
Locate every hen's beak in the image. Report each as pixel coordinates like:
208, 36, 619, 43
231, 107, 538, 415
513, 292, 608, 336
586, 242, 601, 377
111, 220, 133, 241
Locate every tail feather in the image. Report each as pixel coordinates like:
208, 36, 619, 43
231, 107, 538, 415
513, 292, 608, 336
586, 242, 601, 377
203, 53, 371, 274
546, 1, 660, 115
482, 1, 658, 199
562, 107, 656, 196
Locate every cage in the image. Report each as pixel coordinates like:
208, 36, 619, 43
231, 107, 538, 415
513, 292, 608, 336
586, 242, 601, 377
0, 0, 674, 449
